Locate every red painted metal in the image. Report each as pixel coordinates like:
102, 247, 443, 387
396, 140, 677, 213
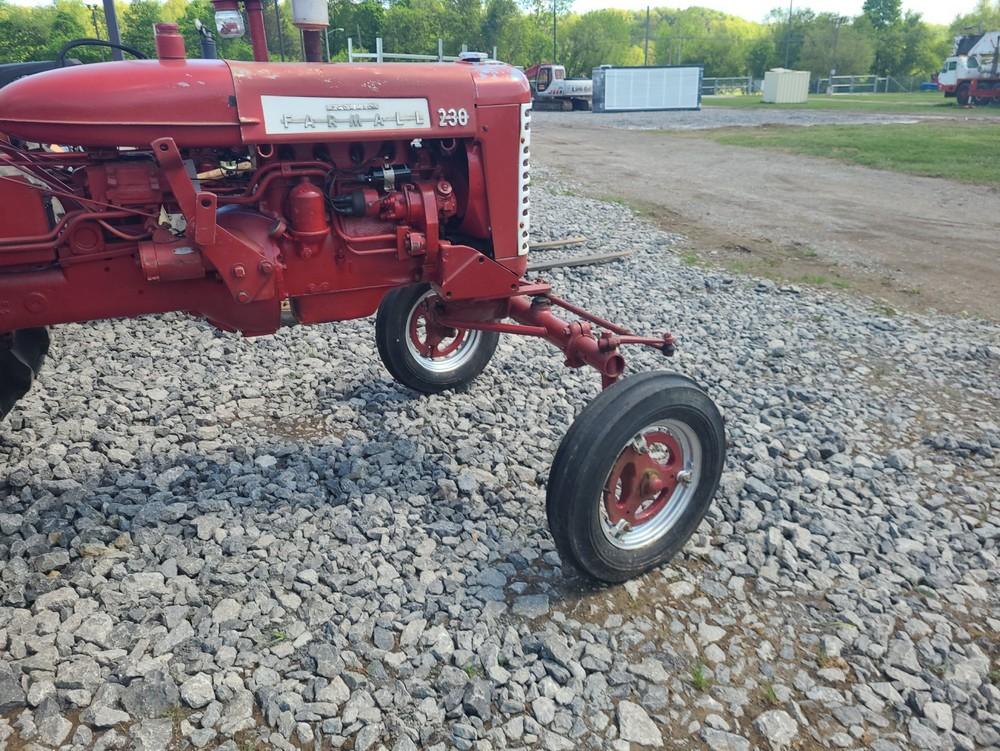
302, 29, 324, 63
154, 23, 187, 60
0, 41, 677, 399
409, 296, 467, 359
243, 0, 270, 62
604, 430, 683, 527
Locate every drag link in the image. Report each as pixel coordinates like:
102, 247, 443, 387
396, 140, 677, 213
437, 292, 676, 387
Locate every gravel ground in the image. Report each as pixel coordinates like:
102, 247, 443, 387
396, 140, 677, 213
1, 172, 999, 751
533, 107, 925, 131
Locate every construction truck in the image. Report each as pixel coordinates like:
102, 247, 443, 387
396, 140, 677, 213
524, 63, 592, 111
938, 31, 1000, 105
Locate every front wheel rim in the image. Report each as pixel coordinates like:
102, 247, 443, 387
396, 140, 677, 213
599, 418, 703, 551
404, 291, 482, 375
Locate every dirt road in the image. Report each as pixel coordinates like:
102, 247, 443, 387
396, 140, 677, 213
533, 113, 1000, 320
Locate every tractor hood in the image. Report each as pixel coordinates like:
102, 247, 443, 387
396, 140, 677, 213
0, 58, 531, 148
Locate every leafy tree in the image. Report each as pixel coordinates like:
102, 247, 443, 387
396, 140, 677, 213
383, 0, 446, 55
764, 6, 816, 69
121, 0, 165, 58
495, 11, 549, 66
862, 0, 901, 30
654, 7, 761, 76
0, 0, 976, 83
329, 0, 384, 52
174, 0, 255, 60
897, 12, 949, 77
746, 36, 776, 77
261, 0, 300, 61
560, 9, 630, 77
798, 14, 874, 77
442, 0, 484, 52
482, 0, 518, 53
951, 0, 1000, 32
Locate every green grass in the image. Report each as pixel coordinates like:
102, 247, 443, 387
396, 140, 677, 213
702, 91, 967, 115
762, 681, 780, 706
703, 122, 1000, 186
689, 662, 711, 691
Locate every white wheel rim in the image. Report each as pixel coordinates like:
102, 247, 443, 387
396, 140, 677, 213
404, 290, 482, 375
599, 418, 703, 551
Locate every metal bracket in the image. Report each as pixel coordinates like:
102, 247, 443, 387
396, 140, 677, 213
151, 137, 276, 304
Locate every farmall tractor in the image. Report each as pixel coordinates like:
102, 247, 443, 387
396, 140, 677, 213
0, 8, 725, 583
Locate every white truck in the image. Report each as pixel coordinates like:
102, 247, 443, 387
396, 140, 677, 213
938, 31, 1000, 105
524, 63, 592, 111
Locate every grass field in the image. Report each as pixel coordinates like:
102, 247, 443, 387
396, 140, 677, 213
698, 122, 1000, 186
702, 121, 1000, 185
702, 91, 972, 115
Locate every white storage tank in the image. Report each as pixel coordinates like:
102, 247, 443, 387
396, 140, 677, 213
762, 69, 810, 104
291, 0, 328, 29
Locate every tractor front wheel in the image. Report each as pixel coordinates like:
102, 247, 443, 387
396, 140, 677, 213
546, 371, 726, 583
375, 283, 499, 394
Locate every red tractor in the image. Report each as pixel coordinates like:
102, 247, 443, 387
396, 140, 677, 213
0, 22, 724, 583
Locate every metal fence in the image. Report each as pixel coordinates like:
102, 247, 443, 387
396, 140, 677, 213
346, 37, 495, 64
813, 75, 918, 94
701, 76, 756, 96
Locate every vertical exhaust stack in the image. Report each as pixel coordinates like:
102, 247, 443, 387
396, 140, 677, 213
154, 23, 187, 60
291, 0, 329, 62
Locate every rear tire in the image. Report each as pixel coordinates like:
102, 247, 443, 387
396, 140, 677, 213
0, 328, 50, 419
957, 83, 971, 106
546, 371, 725, 583
375, 284, 498, 394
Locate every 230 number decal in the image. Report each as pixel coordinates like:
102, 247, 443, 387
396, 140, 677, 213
437, 107, 469, 127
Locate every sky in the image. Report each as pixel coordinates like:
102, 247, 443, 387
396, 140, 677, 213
6, 0, 976, 26
571, 0, 973, 25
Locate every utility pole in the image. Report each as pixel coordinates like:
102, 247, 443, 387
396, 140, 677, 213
828, 16, 845, 94
85, 3, 103, 60
552, 0, 557, 63
273, 0, 285, 61
643, 6, 650, 66
86, 4, 100, 37
783, 0, 793, 67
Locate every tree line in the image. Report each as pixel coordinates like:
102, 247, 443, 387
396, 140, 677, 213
3, 0, 1000, 80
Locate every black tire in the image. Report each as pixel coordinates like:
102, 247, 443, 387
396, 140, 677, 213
957, 84, 971, 107
0, 328, 49, 420
546, 371, 726, 583
375, 283, 499, 394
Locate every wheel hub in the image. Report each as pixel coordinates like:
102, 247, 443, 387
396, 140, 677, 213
600, 420, 702, 551
403, 290, 483, 375
604, 430, 683, 528
408, 297, 467, 360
